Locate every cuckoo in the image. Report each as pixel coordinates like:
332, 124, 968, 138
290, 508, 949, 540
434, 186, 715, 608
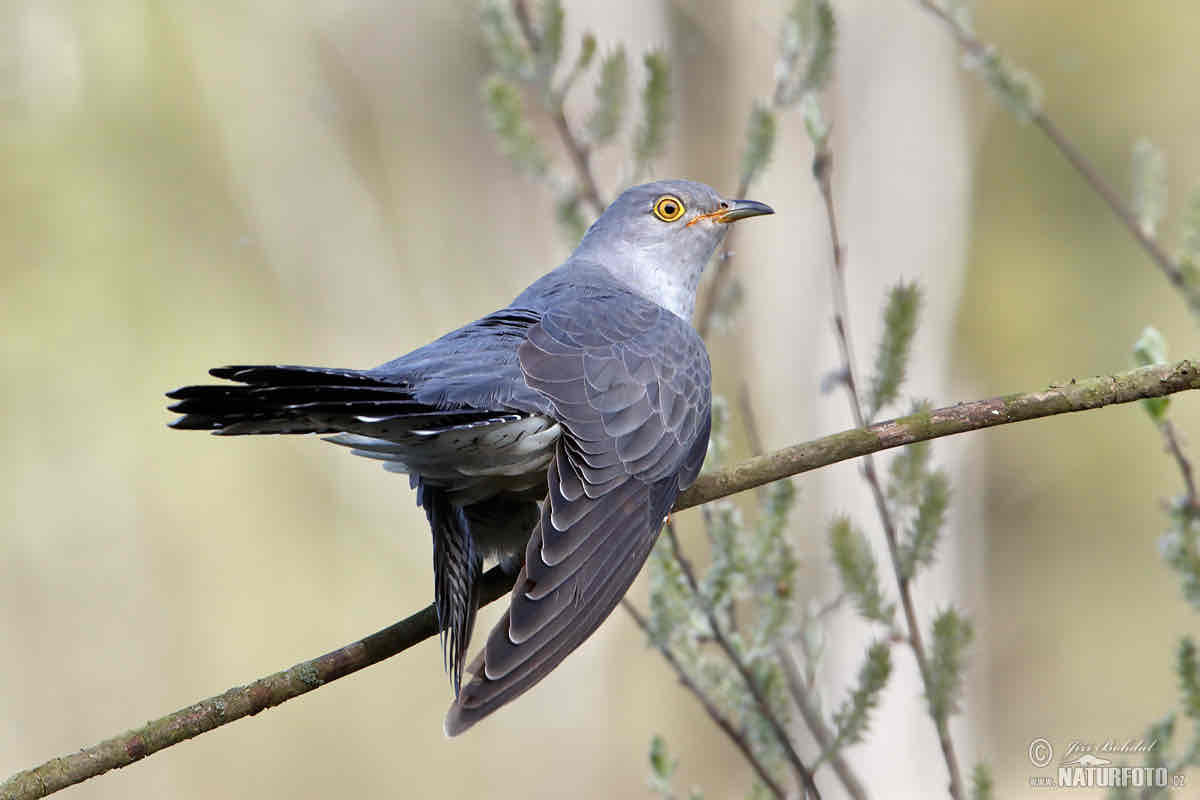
166, 179, 773, 734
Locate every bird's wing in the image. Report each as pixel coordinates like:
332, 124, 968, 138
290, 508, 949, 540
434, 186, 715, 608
444, 292, 712, 735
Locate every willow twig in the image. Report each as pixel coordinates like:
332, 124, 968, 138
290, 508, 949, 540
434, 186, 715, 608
915, 0, 1191, 300
620, 600, 787, 799
778, 648, 870, 800
511, 0, 605, 216
813, 135, 966, 800
660, 523, 823, 799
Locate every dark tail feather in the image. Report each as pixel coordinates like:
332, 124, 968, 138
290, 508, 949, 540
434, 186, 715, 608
207, 364, 392, 387
166, 364, 413, 435
418, 480, 482, 696
167, 364, 508, 436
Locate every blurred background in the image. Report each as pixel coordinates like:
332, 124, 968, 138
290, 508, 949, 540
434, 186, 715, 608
2, 1, 1198, 798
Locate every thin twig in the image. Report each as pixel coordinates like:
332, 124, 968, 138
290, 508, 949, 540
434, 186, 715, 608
914, 0, 1192, 299
812, 137, 966, 799
1161, 419, 1199, 511
778, 649, 870, 800
511, 0, 605, 216
6, 359, 1200, 800
661, 523, 823, 799
510, 0, 539, 51
621, 600, 787, 800
738, 379, 767, 458
738, 379, 770, 507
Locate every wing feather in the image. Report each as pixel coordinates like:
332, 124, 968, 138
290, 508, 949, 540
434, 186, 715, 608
444, 293, 711, 736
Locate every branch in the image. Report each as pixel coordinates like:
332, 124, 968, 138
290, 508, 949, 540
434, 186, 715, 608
813, 137, 967, 800
661, 523, 822, 799
5, 358, 1200, 800
680, 360, 1200, 510
1161, 418, 1199, 512
620, 600, 788, 800
0, 567, 515, 800
511, 0, 605, 216
778, 648, 870, 800
915, 0, 1194, 301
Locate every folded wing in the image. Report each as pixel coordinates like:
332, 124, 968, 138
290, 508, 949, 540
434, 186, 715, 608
444, 293, 711, 735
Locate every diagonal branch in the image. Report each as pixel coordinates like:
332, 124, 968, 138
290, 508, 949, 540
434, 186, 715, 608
679, 360, 1200, 510
778, 648, 870, 800
660, 523, 822, 798
511, 0, 605, 216
620, 600, 788, 799
4, 358, 1200, 800
914, 0, 1193, 303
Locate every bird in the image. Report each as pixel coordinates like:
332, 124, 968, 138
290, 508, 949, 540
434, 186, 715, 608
166, 179, 774, 735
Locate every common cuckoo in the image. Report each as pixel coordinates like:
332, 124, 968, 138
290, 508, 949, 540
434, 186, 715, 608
166, 179, 773, 734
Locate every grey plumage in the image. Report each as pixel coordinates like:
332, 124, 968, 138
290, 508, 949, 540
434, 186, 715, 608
165, 179, 773, 735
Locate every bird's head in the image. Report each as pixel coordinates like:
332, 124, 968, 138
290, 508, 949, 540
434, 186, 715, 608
571, 179, 774, 321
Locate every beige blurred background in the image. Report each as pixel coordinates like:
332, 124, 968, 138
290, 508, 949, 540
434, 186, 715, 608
2, 1, 1198, 798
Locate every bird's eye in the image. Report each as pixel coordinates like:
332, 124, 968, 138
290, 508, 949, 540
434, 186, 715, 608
652, 195, 686, 222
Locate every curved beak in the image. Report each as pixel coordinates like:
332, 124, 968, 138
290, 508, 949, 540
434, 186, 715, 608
717, 199, 774, 223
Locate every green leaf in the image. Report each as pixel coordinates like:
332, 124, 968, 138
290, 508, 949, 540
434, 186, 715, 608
576, 33, 596, 71
830, 516, 894, 624
535, 0, 565, 82
740, 103, 777, 189
1159, 521, 1200, 611
1133, 327, 1170, 421
970, 763, 994, 800
634, 51, 671, 175
775, 0, 837, 106
1178, 637, 1200, 720
962, 42, 1043, 122
647, 536, 694, 651
926, 608, 974, 724
649, 734, 676, 780
823, 641, 892, 760
557, 32, 596, 96
702, 393, 730, 472
1133, 326, 1169, 367
801, 93, 829, 147
482, 76, 547, 175
1178, 186, 1200, 272
888, 435, 932, 508
647, 734, 682, 797
900, 470, 951, 580
480, 0, 530, 79
867, 281, 922, 420
746, 479, 799, 649
1132, 138, 1168, 238
586, 46, 628, 145
802, 0, 836, 92
1169, 186, 1200, 319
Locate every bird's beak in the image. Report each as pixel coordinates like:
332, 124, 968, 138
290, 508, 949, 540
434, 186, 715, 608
717, 199, 774, 223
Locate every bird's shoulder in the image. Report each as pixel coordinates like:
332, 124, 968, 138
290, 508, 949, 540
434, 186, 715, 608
516, 266, 712, 488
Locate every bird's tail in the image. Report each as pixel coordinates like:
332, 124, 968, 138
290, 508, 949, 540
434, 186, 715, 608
166, 364, 451, 436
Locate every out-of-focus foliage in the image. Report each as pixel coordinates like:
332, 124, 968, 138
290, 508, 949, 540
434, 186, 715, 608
866, 282, 921, 420
483, 76, 547, 175
1132, 138, 1168, 239
586, 47, 627, 145
632, 51, 670, 178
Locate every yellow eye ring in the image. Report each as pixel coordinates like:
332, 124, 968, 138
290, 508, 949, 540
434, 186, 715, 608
652, 195, 686, 222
